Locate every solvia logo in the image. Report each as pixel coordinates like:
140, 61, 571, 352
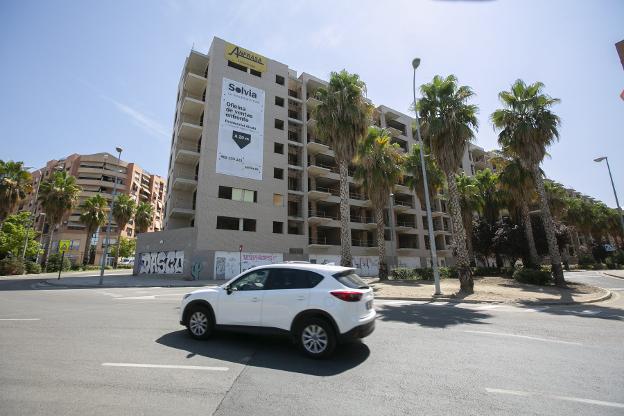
228, 83, 257, 99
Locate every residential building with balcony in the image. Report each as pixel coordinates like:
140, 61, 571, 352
18, 153, 165, 266
136, 37, 487, 279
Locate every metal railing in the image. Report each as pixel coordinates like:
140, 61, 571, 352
309, 210, 339, 219
352, 238, 375, 247
309, 186, 338, 195
309, 237, 339, 245
350, 215, 374, 223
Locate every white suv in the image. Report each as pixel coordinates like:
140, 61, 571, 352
179, 263, 376, 358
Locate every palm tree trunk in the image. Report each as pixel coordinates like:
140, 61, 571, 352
520, 201, 540, 267
462, 212, 474, 263
114, 228, 123, 269
375, 207, 387, 280
446, 173, 473, 293
338, 160, 352, 267
43, 224, 55, 272
532, 166, 565, 286
83, 228, 93, 266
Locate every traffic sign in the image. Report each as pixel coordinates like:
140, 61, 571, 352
58, 240, 71, 253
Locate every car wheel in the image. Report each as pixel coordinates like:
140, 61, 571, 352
297, 318, 336, 358
186, 306, 213, 340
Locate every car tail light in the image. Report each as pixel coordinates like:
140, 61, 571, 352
330, 291, 363, 302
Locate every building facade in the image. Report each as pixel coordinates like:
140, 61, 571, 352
19, 153, 165, 266
136, 37, 486, 279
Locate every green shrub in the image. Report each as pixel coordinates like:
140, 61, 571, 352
513, 268, 551, 286
25, 260, 41, 274
439, 266, 458, 279
415, 268, 434, 280
70, 262, 82, 271
501, 266, 515, 277
391, 267, 418, 280
0, 257, 25, 275
592, 263, 606, 270
116, 264, 133, 269
45, 254, 72, 272
578, 254, 594, 267
472, 267, 502, 277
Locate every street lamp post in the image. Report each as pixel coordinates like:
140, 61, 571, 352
594, 156, 624, 236
412, 58, 442, 295
99, 147, 123, 285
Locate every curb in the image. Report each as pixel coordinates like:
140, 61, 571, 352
43, 279, 216, 289
375, 289, 613, 306
603, 272, 624, 280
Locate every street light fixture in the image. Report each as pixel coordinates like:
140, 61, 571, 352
99, 147, 123, 285
412, 57, 442, 295
594, 156, 624, 235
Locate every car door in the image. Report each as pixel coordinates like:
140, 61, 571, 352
217, 269, 268, 326
261, 268, 316, 330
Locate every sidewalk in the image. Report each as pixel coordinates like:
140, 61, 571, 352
43, 272, 226, 288
372, 276, 611, 305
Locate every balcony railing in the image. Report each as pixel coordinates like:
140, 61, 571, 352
309, 186, 339, 196
352, 238, 375, 247
350, 215, 374, 223
396, 221, 416, 228
394, 200, 414, 208
309, 237, 339, 245
309, 210, 339, 219
288, 90, 299, 99
349, 192, 367, 201
288, 131, 301, 142
288, 110, 301, 120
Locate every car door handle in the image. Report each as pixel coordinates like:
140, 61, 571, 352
296, 296, 306, 301
250, 297, 259, 302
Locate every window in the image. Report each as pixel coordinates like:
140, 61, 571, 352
265, 269, 322, 290
216, 216, 239, 230
231, 269, 269, 291
273, 221, 283, 234
228, 60, 247, 72
274, 168, 284, 180
276, 75, 285, 85
219, 186, 256, 203
333, 270, 369, 289
274, 119, 284, 130
273, 193, 283, 206
242, 218, 256, 231
274, 142, 284, 154
250, 68, 261, 77
275, 96, 284, 107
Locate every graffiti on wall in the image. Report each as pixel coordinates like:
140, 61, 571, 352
139, 251, 184, 274
214, 251, 283, 280
308, 255, 380, 276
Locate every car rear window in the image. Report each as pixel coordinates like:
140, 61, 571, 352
332, 270, 369, 289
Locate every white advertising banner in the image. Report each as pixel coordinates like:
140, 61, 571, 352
214, 251, 283, 280
216, 78, 265, 180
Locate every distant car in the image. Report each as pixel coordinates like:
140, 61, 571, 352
118, 257, 134, 266
179, 263, 376, 358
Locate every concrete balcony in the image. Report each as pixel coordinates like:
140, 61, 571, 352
393, 200, 414, 212
308, 186, 334, 201
170, 207, 195, 218
307, 164, 331, 177
307, 139, 330, 155
177, 121, 202, 141
181, 95, 205, 118
172, 176, 198, 191
184, 72, 207, 94
306, 96, 322, 108
308, 237, 338, 249
175, 149, 200, 165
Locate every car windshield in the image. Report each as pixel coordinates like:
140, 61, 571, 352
332, 270, 369, 289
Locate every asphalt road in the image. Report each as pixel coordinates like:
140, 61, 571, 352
0, 271, 622, 415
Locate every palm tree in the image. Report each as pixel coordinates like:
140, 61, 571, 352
354, 127, 405, 280
134, 202, 154, 234
404, 143, 446, 208
491, 79, 565, 285
112, 194, 136, 266
38, 171, 81, 270
455, 172, 481, 261
313, 70, 372, 266
0, 160, 32, 221
79, 194, 108, 265
417, 75, 479, 293
474, 168, 501, 226
497, 157, 540, 267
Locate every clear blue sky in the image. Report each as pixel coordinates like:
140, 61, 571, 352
1, 0, 623, 206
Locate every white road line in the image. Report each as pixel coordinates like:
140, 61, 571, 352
102, 363, 229, 371
463, 330, 582, 346
0, 318, 40, 321
486, 388, 624, 409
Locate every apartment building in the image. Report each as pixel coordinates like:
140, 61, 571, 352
136, 37, 484, 279
19, 152, 165, 265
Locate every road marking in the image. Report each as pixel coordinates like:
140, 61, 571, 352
102, 363, 229, 371
0, 318, 40, 321
463, 330, 582, 346
486, 388, 624, 409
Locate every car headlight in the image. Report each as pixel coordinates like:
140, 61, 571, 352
183, 293, 192, 300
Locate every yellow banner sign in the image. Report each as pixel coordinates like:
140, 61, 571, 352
224, 43, 267, 73
58, 240, 71, 253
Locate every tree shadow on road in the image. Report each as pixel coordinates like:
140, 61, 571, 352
376, 302, 492, 328
156, 330, 370, 376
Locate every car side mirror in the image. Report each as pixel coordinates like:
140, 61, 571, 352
226, 285, 235, 295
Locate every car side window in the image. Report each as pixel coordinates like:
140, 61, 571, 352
266, 268, 309, 290
231, 269, 269, 291
306, 271, 324, 288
